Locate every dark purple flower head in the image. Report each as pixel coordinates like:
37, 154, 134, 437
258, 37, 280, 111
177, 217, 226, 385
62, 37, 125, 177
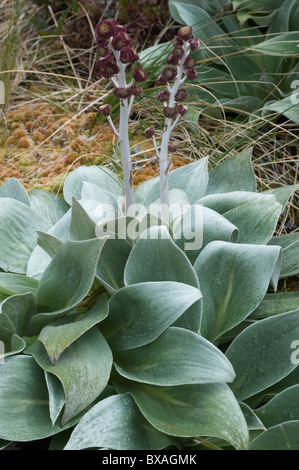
176, 104, 188, 116
96, 19, 117, 42
168, 141, 181, 152
111, 31, 131, 51
99, 104, 112, 116
166, 52, 179, 66
97, 43, 109, 58
177, 26, 193, 41
145, 126, 155, 138
175, 88, 188, 102
183, 56, 197, 69
186, 67, 197, 80
156, 75, 168, 86
172, 46, 184, 59
113, 87, 132, 99
129, 84, 143, 97
119, 47, 139, 64
161, 66, 177, 82
163, 106, 178, 119
173, 36, 184, 47
189, 38, 200, 51
157, 90, 170, 102
132, 67, 147, 82
98, 55, 119, 78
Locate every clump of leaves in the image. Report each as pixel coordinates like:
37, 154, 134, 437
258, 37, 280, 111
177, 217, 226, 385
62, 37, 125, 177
167, 0, 299, 123
0, 146, 298, 450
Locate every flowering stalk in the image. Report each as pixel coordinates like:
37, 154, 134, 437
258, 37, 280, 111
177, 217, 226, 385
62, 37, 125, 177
145, 26, 199, 221
95, 19, 147, 213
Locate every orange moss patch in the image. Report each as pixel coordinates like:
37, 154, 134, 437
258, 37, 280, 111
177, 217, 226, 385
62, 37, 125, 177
1, 101, 190, 194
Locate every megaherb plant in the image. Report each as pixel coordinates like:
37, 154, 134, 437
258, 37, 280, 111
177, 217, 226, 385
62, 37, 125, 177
0, 22, 299, 452
167, 0, 299, 123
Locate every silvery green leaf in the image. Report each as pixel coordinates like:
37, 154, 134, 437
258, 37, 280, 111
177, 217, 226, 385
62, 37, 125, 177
124, 226, 202, 332
45, 371, 65, 426
38, 295, 108, 363
0, 177, 29, 205
239, 402, 265, 431
0, 356, 63, 441
26, 209, 72, 279
251, 291, 299, 319
101, 281, 202, 350
0, 293, 37, 348
27, 238, 106, 334
264, 183, 299, 208
64, 393, 176, 450
0, 334, 26, 360
173, 205, 239, 263
68, 198, 96, 241
127, 382, 249, 450
205, 148, 256, 195
255, 385, 299, 429
78, 198, 116, 225
114, 327, 236, 386
141, 157, 209, 206
250, 421, 299, 450
197, 191, 276, 215
63, 165, 123, 204
124, 225, 199, 287
29, 189, 69, 225
0, 273, 38, 296
194, 241, 281, 341
96, 238, 132, 294
0, 198, 52, 273
223, 199, 282, 244
269, 232, 299, 277
28, 328, 113, 424
36, 231, 64, 258
226, 309, 299, 400
81, 181, 120, 210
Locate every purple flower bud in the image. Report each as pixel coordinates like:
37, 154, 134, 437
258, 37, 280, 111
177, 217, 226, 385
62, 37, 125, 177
185, 67, 197, 80
183, 56, 197, 69
128, 84, 143, 97
166, 52, 179, 66
163, 106, 178, 119
173, 36, 184, 47
119, 47, 139, 64
157, 91, 170, 102
161, 66, 177, 82
176, 104, 188, 116
145, 126, 155, 138
99, 104, 112, 116
156, 75, 168, 86
177, 26, 193, 41
172, 46, 184, 59
98, 55, 119, 78
96, 19, 117, 42
113, 87, 132, 99
111, 31, 131, 51
97, 43, 109, 58
175, 88, 188, 102
189, 38, 200, 51
132, 67, 147, 82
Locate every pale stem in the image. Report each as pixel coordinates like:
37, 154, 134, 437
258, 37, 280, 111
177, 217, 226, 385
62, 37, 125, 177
110, 45, 135, 212
107, 115, 120, 138
158, 42, 190, 217
119, 99, 135, 210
